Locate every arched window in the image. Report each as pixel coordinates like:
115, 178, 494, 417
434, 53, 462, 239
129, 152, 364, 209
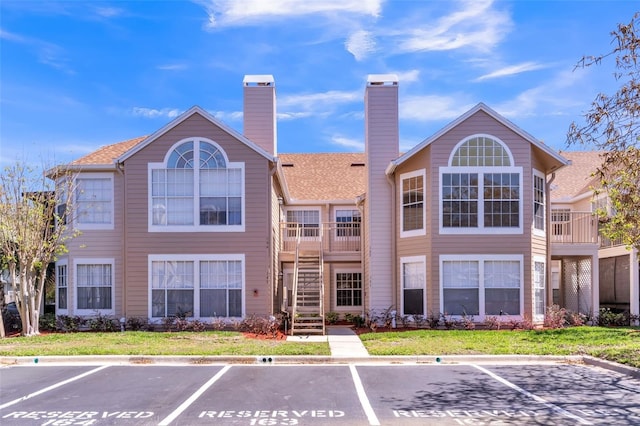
150, 138, 244, 231
440, 135, 522, 233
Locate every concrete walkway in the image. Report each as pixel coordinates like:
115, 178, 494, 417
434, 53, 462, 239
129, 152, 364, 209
286, 325, 369, 358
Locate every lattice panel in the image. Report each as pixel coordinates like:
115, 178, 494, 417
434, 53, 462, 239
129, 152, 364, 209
562, 258, 593, 314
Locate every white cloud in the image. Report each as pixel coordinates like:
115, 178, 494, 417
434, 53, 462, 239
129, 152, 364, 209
475, 62, 548, 81
393, 69, 420, 84
400, 95, 473, 121
94, 7, 123, 18
330, 134, 364, 150
279, 90, 360, 109
195, 0, 382, 29
0, 28, 73, 73
345, 30, 376, 61
157, 63, 189, 71
395, 0, 511, 53
131, 107, 182, 119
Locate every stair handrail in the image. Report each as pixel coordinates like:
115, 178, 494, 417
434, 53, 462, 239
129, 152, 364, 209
290, 222, 302, 335
319, 223, 325, 335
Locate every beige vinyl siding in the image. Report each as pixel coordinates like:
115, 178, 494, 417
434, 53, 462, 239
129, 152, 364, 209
243, 85, 276, 155
395, 150, 432, 315
429, 111, 534, 317
121, 113, 272, 318
64, 170, 124, 316
365, 84, 398, 311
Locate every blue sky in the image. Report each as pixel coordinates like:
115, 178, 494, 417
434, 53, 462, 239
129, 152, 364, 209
1, 0, 637, 167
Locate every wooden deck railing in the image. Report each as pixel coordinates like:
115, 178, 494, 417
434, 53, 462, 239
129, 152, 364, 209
550, 211, 598, 244
280, 222, 361, 253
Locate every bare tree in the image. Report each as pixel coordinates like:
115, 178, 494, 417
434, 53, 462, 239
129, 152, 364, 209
568, 12, 640, 250
0, 163, 77, 336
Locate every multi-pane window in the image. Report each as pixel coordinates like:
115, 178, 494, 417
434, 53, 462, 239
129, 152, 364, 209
77, 263, 112, 310
151, 260, 195, 318
76, 177, 112, 225
451, 136, 511, 166
551, 209, 571, 238
442, 256, 522, 317
150, 256, 244, 319
483, 173, 520, 227
286, 210, 320, 237
336, 272, 362, 307
200, 260, 242, 317
150, 139, 243, 229
442, 173, 478, 227
57, 264, 67, 310
401, 172, 424, 233
441, 135, 521, 233
402, 258, 425, 315
336, 210, 361, 237
533, 173, 545, 231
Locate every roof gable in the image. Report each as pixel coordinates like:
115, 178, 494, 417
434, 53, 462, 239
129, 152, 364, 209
116, 106, 275, 163
551, 151, 604, 201
387, 103, 569, 174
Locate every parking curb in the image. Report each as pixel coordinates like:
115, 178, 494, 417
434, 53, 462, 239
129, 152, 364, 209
0, 354, 587, 366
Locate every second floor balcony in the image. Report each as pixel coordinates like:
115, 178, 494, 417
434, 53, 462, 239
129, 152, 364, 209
550, 210, 598, 245
279, 222, 361, 255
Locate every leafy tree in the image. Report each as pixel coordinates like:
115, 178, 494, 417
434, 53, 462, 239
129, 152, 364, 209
568, 12, 640, 250
0, 163, 77, 336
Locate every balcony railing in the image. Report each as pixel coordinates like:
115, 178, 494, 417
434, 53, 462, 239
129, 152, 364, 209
550, 211, 598, 244
280, 222, 361, 253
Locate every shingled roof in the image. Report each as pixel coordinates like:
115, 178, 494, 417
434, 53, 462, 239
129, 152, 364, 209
278, 153, 366, 202
70, 136, 147, 166
551, 151, 604, 201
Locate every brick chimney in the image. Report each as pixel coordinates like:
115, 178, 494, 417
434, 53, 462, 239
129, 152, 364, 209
365, 74, 399, 312
243, 75, 277, 155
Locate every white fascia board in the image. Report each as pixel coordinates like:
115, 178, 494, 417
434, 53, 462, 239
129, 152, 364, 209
116, 105, 275, 163
390, 103, 570, 172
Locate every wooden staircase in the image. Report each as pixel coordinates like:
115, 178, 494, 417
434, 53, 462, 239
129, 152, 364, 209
290, 232, 325, 335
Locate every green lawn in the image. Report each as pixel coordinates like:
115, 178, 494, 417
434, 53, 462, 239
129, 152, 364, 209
1, 327, 639, 369
360, 327, 640, 368
0, 331, 329, 357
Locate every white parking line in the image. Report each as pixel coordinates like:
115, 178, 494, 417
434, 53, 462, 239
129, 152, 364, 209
0, 365, 110, 410
349, 365, 380, 426
158, 365, 231, 426
471, 364, 593, 425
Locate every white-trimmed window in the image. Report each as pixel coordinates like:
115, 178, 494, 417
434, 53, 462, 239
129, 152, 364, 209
533, 170, 546, 234
200, 260, 242, 317
286, 209, 320, 238
400, 170, 426, 237
441, 255, 523, 318
75, 174, 114, 229
440, 135, 522, 234
149, 254, 244, 320
335, 209, 361, 237
533, 258, 546, 321
149, 138, 244, 232
75, 259, 114, 314
401, 256, 426, 316
335, 271, 362, 308
56, 260, 68, 312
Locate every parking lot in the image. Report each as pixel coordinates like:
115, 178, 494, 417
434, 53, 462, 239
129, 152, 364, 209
1, 361, 639, 425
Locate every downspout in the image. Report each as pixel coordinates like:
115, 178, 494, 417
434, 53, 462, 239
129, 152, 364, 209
356, 195, 366, 318
546, 172, 556, 316
269, 162, 278, 316
115, 161, 126, 321
386, 172, 397, 313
